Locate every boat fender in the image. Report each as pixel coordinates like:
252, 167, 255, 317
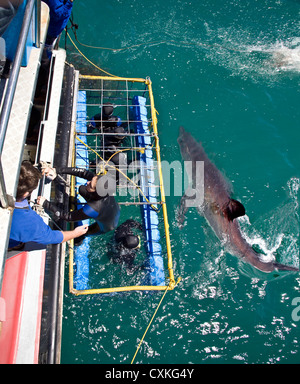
0, 297, 5, 322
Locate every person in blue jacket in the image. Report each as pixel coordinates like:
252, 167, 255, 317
9, 161, 88, 250
41, 0, 74, 61
42, 0, 73, 40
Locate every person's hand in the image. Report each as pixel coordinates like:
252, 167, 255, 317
37, 196, 46, 206
61, 224, 89, 242
73, 224, 89, 237
42, 166, 57, 180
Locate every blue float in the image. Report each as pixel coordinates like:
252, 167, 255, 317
74, 90, 90, 290
132, 96, 165, 286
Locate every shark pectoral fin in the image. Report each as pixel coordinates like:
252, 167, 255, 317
223, 199, 246, 221
178, 189, 196, 227
177, 194, 188, 227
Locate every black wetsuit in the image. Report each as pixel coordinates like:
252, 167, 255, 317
88, 112, 122, 131
115, 219, 143, 243
87, 111, 125, 147
43, 167, 120, 235
112, 219, 143, 267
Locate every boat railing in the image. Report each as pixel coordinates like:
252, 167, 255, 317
0, 0, 41, 293
0, 0, 39, 208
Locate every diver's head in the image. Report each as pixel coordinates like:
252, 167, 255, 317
102, 103, 114, 119
96, 173, 117, 197
122, 235, 140, 250
114, 126, 125, 137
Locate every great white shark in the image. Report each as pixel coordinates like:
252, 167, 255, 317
178, 126, 298, 273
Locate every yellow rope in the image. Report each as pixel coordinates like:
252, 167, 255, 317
73, 36, 195, 52
131, 285, 169, 364
75, 135, 160, 211
69, 28, 244, 55
66, 31, 122, 78
69, 28, 217, 53
131, 277, 181, 364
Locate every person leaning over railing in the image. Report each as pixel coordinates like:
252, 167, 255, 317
8, 160, 88, 250
41, 0, 74, 62
36, 165, 120, 245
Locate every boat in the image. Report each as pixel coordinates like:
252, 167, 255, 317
0, 0, 174, 364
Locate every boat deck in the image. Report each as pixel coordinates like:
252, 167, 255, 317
0, 2, 49, 282
0, 3, 67, 364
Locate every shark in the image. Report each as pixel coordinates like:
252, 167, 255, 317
178, 126, 298, 273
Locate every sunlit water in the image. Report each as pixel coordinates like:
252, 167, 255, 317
60, 0, 300, 364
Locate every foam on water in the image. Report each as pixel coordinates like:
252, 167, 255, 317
246, 38, 300, 73
238, 178, 300, 268
202, 28, 300, 81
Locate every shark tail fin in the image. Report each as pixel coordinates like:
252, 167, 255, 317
223, 199, 246, 221
273, 262, 299, 272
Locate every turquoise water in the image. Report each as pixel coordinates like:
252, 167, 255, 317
60, 0, 300, 364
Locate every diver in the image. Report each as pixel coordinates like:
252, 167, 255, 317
110, 219, 143, 272
37, 166, 120, 242
88, 103, 126, 147
88, 103, 123, 132
95, 146, 128, 187
102, 125, 126, 147
103, 145, 127, 167
87, 103, 128, 181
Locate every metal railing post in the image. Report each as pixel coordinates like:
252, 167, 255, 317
0, 0, 40, 297
35, 0, 41, 48
0, 0, 36, 208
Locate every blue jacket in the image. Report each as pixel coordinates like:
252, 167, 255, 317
9, 199, 64, 248
42, 0, 73, 38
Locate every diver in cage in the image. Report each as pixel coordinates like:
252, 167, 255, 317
37, 166, 120, 243
88, 103, 123, 132
109, 219, 144, 272
87, 102, 128, 177
87, 103, 126, 147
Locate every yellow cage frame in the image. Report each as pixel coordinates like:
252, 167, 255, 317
68, 75, 175, 295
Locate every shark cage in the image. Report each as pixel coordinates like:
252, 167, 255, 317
68, 75, 175, 295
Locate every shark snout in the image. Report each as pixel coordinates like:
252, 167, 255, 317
179, 126, 185, 134
177, 126, 187, 147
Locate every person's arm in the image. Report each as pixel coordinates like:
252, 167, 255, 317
39, 197, 90, 221
61, 224, 88, 242
56, 167, 95, 181
11, 207, 88, 246
41, 166, 95, 182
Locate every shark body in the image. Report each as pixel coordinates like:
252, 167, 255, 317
178, 126, 298, 273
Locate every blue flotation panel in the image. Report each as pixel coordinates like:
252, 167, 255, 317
132, 96, 165, 286
74, 90, 90, 290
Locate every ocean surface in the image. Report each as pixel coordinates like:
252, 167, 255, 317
60, 0, 300, 364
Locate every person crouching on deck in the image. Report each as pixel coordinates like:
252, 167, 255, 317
37, 166, 120, 242
8, 161, 88, 250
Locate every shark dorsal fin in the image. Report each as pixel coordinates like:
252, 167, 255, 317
223, 199, 245, 221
